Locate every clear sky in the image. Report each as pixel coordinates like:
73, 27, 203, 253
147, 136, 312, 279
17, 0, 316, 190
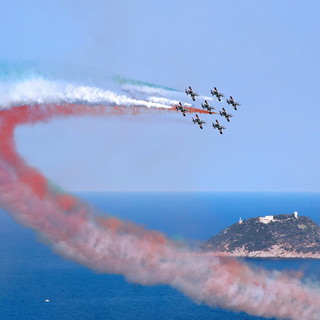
1, 0, 320, 191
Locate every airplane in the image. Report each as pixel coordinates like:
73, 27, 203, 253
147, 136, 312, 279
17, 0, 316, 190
185, 86, 199, 101
210, 87, 224, 101
219, 107, 233, 122
192, 114, 206, 129
212, 120, 226, 134
201, 100, 216, 114
175, 102, 189, 117
226, 96, 241, 110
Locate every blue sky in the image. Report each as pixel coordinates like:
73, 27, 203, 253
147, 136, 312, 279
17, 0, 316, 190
1, 0, 320, 191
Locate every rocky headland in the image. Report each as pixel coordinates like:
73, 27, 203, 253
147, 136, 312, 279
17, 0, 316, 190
202, 213, 320, 258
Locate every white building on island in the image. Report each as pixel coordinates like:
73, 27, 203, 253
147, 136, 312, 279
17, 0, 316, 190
258, 212, 298, 224
259, 215, 274, 224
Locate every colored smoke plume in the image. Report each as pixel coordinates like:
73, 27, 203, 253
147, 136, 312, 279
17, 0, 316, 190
0, 102, 320, 320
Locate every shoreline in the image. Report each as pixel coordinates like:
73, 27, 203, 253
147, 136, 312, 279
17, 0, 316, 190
211, 251, 320, 259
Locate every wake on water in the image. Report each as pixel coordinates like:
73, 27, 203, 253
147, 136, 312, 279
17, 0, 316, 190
0, 69, 320, 320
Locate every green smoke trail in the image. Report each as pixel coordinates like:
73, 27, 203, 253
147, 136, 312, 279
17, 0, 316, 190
0, 61, 41, 82
113, 75, 180, 92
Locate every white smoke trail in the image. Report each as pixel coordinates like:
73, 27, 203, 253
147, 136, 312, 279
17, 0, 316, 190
0, 77, 172, 109
147, 96, 192, 106
119, 83, 215, 104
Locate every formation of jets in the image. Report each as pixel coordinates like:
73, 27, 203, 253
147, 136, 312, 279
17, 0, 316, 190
175, 86, 242, 135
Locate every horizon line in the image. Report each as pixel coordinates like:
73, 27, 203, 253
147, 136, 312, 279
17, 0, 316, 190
66, 190, 320, 193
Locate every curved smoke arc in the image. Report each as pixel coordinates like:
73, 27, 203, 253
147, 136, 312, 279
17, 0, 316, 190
0, 79, 319, 320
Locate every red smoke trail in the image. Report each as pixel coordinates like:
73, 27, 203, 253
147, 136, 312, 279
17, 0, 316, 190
184, 106, 216, 114
0, 103, 320, 320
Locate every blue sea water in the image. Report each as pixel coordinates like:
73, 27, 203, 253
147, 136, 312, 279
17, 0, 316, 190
1, 192, 320, 320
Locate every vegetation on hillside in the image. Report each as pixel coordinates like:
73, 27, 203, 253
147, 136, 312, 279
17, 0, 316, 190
203, 214, 320, 254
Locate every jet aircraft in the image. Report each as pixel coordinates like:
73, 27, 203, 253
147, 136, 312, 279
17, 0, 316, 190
192, 114, 206, 129
185, 86, 199, 101
219, 107, 233, 122
212, 120, 226, 134
201, 100, 215, 114
210, 87, 224, 101
226, 96, 241, 110
175, 102, 189, 117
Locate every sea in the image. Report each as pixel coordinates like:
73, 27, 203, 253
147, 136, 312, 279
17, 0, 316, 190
1, 192, 320, 320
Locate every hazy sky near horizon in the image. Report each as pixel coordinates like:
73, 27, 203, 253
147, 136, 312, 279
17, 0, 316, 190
1, 0, 320, 191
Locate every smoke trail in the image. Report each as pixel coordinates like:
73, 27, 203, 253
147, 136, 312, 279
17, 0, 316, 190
0, 101, 320, 320
113, 76, 216, 106
0, 78, 177, 109
113, 76, 180, 92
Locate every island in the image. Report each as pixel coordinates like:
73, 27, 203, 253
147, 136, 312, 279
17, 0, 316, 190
202, 212, 320, 258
